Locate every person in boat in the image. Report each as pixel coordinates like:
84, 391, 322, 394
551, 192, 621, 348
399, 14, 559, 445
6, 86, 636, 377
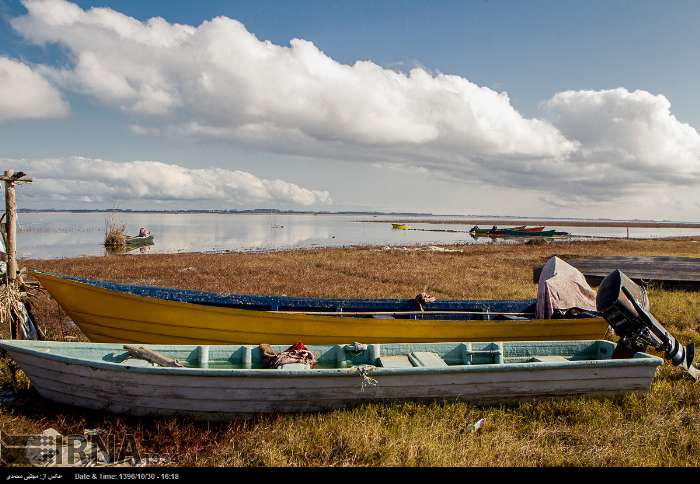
470, 225, 479, 233
489, 225, 498, 234
138, 227, 151, 237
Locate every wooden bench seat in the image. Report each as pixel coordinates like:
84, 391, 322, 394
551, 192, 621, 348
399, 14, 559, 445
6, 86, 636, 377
378, 355, 413, 368
409, 351, 449, 368
528, 356, 569, 363
378, 352, 449, 368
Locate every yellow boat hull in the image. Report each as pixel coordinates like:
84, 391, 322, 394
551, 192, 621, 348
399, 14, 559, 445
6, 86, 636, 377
33, 272, 609, 345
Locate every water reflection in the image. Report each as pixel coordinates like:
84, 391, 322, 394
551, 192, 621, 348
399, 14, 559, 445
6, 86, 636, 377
105, 242, 155, 256
15, 212, 700, 260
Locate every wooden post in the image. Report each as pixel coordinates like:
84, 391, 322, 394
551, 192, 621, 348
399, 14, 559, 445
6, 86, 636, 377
1, 170, 32, 286
4, 170, 17, 285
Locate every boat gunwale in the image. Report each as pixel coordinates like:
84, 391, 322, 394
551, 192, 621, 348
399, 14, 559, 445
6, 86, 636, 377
0, 340, 663, 378
29, 271, 608, 335
29, 270, 539, 311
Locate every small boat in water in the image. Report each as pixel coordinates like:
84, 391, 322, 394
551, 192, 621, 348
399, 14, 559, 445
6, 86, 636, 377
471, 228, 568, 238
30, 271, 608, 345
469, 225, 526, 236
105, 235, 155, 255
391, 223, 410, 230
0, 339, 661, 418
125, 235, 154, 247
470, 225, 546, 236
503, 229, 560, 237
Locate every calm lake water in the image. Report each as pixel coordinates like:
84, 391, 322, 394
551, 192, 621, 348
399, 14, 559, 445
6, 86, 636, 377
15, 212, 700, 260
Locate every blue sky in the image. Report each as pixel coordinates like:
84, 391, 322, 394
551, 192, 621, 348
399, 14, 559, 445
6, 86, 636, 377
5, 0, 700, 119
1, 0, 700, 219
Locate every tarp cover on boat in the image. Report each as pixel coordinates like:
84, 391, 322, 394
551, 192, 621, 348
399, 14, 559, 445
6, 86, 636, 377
536, 256, 597, 319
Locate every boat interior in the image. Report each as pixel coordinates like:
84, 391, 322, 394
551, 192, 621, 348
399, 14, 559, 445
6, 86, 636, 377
19, 340, 625, 370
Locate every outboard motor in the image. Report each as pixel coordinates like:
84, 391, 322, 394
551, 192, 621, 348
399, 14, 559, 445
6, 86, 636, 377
596, 270, 699, 380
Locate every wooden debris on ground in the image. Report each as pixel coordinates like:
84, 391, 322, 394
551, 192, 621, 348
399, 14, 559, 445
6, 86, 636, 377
533, 255, 700, 290
123, 345, 184, 367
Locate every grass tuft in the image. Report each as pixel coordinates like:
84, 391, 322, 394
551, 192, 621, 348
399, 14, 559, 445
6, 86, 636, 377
0, 284, 26, 339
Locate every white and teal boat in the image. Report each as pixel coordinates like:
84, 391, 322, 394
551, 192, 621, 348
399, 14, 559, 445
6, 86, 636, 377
0, 340, 661, 419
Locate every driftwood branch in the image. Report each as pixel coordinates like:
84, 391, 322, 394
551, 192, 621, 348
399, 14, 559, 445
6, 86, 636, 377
123, 345, 184, 367
0, 172, 32, 183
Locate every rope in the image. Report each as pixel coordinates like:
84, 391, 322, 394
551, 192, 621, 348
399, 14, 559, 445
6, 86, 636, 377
356, 365, 378, 391
639, 285, 649, 309
415, 292, 436, 308
344, 342, 368, 352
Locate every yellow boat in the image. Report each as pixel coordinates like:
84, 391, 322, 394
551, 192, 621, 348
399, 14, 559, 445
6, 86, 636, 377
391, 223, 410, 230
32, 271, 608, 345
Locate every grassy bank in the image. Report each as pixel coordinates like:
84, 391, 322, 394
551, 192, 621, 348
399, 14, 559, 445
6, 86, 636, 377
2, 237, 700, 466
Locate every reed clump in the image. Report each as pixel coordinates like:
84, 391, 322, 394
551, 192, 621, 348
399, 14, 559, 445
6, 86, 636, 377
104, 222, 127, 248
0, 283, 26, 339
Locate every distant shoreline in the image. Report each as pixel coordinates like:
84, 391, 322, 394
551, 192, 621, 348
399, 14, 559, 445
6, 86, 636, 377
17, 209, 434, 216
16, 209, 700, 226
363, 219, 700, 228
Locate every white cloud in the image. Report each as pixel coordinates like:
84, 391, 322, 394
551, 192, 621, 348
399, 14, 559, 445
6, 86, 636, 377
11, 0, 573, 157
0, 56, 68, 121
9, 0, 700, 203
544, 88, 700, 181
5, 156, 331, 206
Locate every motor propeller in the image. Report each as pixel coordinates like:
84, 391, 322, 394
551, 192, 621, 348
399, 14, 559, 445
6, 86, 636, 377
596, 269, 699, 381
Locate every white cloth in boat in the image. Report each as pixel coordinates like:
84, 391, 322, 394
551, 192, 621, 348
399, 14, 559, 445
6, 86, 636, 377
536, 256, 597, 319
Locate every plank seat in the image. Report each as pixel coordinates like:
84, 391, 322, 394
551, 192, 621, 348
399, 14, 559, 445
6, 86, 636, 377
378, 355, 413, 368
278, 363, 311, 370
408, 351, 449, 368
528, 356, 569, 363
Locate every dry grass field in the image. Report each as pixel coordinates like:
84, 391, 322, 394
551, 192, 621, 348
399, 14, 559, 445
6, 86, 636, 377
1, 237, 700, 466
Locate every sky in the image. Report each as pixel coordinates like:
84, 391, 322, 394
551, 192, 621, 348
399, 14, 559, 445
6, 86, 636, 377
1, 0, 700, 219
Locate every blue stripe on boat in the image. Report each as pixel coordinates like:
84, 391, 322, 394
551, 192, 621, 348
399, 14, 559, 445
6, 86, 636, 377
33, 271, 536, 313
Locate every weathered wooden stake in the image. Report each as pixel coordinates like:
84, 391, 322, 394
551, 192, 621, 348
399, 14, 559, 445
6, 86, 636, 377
1, 170, 32, 286
4, 170, 17, 285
